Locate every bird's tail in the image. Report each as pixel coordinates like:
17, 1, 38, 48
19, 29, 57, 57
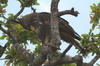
60, 32, 86, 56
74, 32, 81, 40
72, 40, 86, 56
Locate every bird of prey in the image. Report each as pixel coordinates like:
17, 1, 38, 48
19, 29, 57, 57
16, 12, 86, 55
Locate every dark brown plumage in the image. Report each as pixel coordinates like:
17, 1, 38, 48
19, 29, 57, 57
17, 12, 86, 55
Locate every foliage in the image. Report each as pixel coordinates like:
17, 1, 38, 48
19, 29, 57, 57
0, 0, 40, 66
81, 3, 100, 56
17, 0, 39, 7
0, 0, 7, 17
97, 64, 100, 66
0, 0, 8, 4
0, 0, 100, 66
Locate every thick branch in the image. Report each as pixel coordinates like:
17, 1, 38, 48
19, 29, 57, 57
45, 55, 83, 66
32, 55, 47, 66
32, 46, 49, 66
51, 0, 59, 12
75, 55, 83, 66
29, 1, 62, 65
58, 8, 79, 17
50, 0, 61, 49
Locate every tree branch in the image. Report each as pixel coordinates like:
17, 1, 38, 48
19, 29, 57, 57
5, 0, 35, 65
14, 5, 25, 18
30, 0, 62, 65
89, 53, 100, 65
0, 26, 14, 39
75, 55, 83, 66
60, 45, 72, 58
14, 0, 25, 18
50, 0, 61, 49
82, 52, 100, 66
58, 8, 79, 17
31, 46, 49, 66
44, 55, 83, 66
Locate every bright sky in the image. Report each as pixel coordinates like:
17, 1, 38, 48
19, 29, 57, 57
0, 0, 100, 66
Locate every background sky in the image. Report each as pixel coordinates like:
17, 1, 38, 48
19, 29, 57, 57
0, 0, 100, 66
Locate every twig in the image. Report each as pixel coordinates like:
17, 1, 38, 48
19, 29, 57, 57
31, 6, 36, 13
1, 14, 8, 20
14, 4, 25, 18
6, 0, 34, 65
0, 58, 8, 60
0, 38, 11, 58
18, 0, 23, 6
0, 26, 14, 39
60, 44, 72, 58
89, 55, 100, 65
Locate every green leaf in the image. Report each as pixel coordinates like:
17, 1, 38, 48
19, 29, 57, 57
0, 0, 8, 4
34, 44, 41, 54
8, 13, 14, 19
0, 20, 4, 25
33, 0, 39, 5
13, 59, 28, 66
5, 55, 12, 59
19, 0, 39, 7
89, 29, 93, 35
0, 34, 6, 40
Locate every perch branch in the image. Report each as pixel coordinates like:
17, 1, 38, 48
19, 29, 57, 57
44, 55, 83, 66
